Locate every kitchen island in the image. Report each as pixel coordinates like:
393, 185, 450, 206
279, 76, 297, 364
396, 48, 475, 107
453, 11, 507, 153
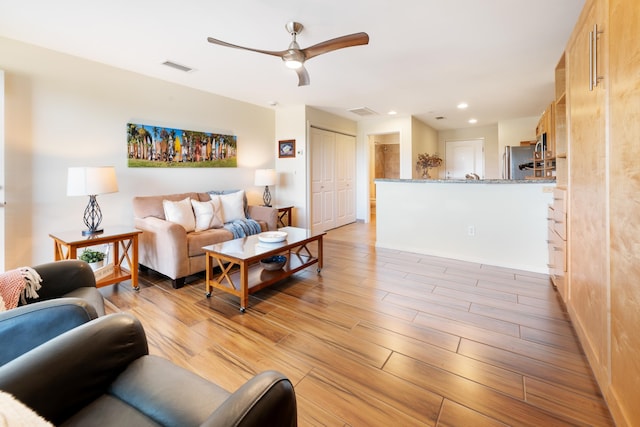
375, 179, 555, 273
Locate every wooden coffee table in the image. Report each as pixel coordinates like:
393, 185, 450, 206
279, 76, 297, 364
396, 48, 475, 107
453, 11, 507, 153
203, 227, 325, 312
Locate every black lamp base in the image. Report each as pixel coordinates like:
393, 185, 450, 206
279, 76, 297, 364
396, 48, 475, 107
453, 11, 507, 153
262, 186, 272, 207
82, 195, 104, 236
82, 228, 104, 236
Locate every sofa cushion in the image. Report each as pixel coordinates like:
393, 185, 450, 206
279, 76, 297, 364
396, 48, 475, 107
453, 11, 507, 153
187, 228, 234, 257
162, 198, 195, 232
217, 190, 246, 223
191, 199, 223, 231
133, 192, 199, 220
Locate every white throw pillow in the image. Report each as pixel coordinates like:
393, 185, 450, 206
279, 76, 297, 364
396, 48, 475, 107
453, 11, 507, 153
163, 198, 195, 232
191, 198, 223, 231
219, 190, 246, 223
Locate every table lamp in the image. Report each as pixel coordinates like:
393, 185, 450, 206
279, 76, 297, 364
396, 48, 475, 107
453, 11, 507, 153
254, 169, 276, 207
67, 166, 119, 235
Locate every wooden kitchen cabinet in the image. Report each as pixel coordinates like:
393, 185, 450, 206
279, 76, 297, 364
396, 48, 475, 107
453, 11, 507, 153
566, 0, 609, 373
556, 0, 640, 423
548, 188, 567, 300
532, 102, 556, 179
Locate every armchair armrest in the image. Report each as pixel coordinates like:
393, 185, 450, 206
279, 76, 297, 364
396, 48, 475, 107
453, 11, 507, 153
202, 370, 297, 427
0, 298, 98, 366
248, 205, 277, 231
0, 313, 148, 425
30, 259, 96, 300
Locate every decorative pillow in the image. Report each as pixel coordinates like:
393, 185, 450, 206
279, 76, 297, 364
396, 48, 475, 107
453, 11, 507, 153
162, 198, 195, 232
191, 198, 223, 231
219, 190, 246, 223
208, 189, 249, 217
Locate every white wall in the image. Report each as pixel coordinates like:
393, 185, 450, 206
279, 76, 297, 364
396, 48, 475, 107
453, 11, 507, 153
0, 37, 275, 267
275, 105, 307, 227
376, 180, 555, 273
411, 117, 439, 179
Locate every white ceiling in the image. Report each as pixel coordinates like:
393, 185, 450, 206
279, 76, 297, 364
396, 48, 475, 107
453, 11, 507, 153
0, 0, 585, 130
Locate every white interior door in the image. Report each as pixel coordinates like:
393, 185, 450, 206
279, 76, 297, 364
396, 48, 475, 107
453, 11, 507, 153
310, 128, 336, 233
445, 139, 484, 179
335, 133, 356, 227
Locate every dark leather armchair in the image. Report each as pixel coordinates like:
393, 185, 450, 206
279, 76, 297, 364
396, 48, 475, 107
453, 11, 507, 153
0, 259, 104, 366
0, 312, 298, 426
0, 298, 98, 366
25, 259, 105, 316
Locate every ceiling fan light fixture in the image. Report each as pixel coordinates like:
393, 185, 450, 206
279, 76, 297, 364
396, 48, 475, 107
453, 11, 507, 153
283, 49, 305, 69
284, 59, 303, 69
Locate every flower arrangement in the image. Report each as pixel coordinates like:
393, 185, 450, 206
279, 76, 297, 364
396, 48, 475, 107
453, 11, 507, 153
79, 249, 105, 264
416, 153, 443, 178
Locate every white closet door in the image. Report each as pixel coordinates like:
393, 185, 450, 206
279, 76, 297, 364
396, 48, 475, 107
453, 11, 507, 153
310, 128, 336, 232
335, 133, 356, 227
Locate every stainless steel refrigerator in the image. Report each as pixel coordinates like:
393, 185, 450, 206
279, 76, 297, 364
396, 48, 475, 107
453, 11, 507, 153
503, 145, 535, 179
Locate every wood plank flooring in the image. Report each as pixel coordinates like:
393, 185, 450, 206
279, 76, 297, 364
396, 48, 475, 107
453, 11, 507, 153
99, 221, 613, 426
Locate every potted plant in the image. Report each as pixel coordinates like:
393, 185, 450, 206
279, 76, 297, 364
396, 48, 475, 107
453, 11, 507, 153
79, 248, 106, 270
416, 153, 443, 179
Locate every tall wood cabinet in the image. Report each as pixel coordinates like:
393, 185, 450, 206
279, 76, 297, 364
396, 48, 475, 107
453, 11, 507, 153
567, 0, 609, 384
561, 0, 640, 424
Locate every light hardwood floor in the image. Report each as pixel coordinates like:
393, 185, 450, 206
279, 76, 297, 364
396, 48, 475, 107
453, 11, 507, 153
100, 221, 613, 426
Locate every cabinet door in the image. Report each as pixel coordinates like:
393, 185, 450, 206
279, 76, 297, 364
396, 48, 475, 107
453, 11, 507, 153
310, 128, 336, 233
608, 0, 640, 423
335, 133, 356, 227
567, 0, 609, 367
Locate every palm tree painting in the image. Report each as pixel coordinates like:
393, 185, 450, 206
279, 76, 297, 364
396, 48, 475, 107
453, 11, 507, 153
127, 123, 237, 168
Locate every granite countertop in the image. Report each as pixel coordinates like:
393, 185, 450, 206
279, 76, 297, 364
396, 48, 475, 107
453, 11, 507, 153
374, 178, 557, 184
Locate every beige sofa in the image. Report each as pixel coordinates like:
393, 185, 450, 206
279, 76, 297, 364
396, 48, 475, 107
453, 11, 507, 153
133, 191, 277, 288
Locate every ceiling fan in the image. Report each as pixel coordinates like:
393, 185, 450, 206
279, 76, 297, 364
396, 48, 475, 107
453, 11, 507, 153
207, 22, 369, 86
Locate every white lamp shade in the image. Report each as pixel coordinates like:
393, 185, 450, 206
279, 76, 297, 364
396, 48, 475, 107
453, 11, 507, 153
254, 169, 277, 187
67, 166, 119, 196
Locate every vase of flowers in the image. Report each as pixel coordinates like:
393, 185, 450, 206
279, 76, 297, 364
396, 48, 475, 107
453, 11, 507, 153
79, 249, 106, 271
416, 153, 443, 178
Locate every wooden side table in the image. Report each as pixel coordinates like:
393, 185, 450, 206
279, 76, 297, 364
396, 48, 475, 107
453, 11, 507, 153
276, 206, 293, 227
49, 226, 142, 290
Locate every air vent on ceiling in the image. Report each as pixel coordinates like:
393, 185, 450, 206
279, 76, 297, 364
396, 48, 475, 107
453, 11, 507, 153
435, 116, 446, 120
348, 107, 378, 116
162, 60, 193, 73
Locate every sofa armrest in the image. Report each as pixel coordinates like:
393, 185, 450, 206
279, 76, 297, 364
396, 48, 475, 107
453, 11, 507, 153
30, 259, 96, 301
201, 370, 297, 427
0, 298, 98, 366
0, 313, 148, 425
135, 216, 189, 280
247, 205, 277, 231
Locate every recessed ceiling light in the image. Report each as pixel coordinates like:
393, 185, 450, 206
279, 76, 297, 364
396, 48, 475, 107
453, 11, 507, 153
457, 102, 468, 109
468, 118, 478, 124
388, 110, 397, 115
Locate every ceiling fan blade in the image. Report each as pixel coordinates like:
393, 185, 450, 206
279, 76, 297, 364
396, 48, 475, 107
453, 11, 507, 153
207, 37, 285, 57
296, 66, 310, 86
302, 32, 369, 60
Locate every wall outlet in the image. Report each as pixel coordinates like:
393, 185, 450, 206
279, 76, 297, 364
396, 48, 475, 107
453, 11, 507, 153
542, 186, 554, 193
468, 225, 476, 236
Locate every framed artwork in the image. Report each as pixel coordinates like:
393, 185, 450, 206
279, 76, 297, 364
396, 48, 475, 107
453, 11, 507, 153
127, 123, 237, 168
278, 139, 296, 158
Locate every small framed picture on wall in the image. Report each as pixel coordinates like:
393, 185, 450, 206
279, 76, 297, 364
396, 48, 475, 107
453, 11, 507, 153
278, 139, 296, 158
